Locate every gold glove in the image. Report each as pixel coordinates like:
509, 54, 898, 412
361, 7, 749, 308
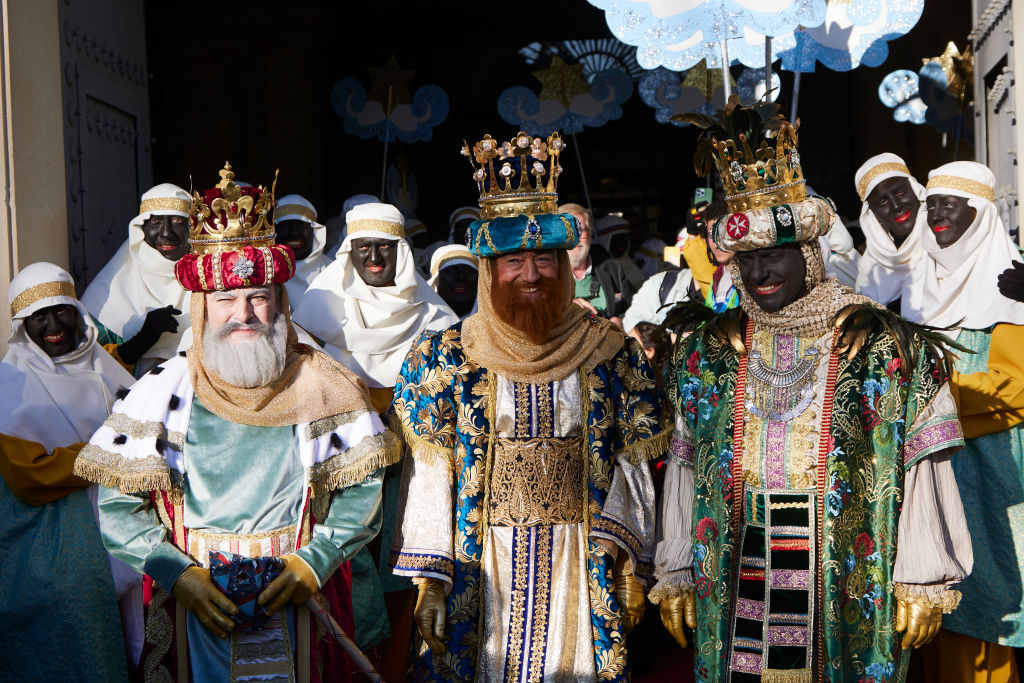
659, 591, 697, 649
172, 565, 238, 639
259, 554, 320, 616
895, 595, 942, 649
613, 554, 645, 635
414, 579, 448, 655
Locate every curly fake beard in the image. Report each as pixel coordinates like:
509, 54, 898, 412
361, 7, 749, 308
490, 273, 565, 344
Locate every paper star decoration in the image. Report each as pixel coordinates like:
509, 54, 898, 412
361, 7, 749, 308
533, 56, 591, 109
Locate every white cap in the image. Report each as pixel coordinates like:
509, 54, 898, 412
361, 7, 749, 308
137, 183, 191, 221
276, 193, 318, 224
9, 262, 80, 319
345, 202, 405, 240
926, 161, 996, 202
342, 193, 381, 218
430, 244, 478, 278
855, 153, 914, 201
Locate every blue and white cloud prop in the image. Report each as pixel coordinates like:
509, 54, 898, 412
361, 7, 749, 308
878, 69, 926, 125
639, 68, 720, 127
331, 79, 449, 143
777, 0, 924, 72
736, 67, 781, 104
498, 68, 633, 137
586, 0, 825, 71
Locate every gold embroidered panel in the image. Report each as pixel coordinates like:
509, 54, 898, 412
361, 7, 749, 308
488, 436, 586, 526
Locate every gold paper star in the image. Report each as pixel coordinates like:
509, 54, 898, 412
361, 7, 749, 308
681, 60, 734, 101
533, 56, 590, 109
368, 54, 415, 107
924, 42, 974, 103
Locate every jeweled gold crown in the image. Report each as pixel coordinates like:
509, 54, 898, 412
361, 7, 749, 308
461, 131, 565, 220
189, 162, 277, 255
711, 120, 805, 213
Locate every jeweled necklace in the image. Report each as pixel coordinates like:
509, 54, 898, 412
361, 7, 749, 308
745, 346, 820, 421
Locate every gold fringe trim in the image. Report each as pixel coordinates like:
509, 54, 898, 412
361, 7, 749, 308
619, 426, 673, 466
761, 669, 811, 683
303, 409, 369, 442
307, 429, 402, 498
103, 413, 185, 450
393, 420, 455, 468
893, 582, 963, 614
74, 444, 175, 494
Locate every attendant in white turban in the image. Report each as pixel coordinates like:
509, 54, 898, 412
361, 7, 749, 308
293, 203, 457, 678
0, 263, 141, 680
854, 153, 927, 311
82, 183, 191, 374
428, 244, 478, 320
274, 193, 332, 303
447, 205, 479, 244
903, 161, 1024, 683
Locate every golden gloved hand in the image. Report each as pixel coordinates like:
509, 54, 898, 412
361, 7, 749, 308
613, 556, 646, 635
258, 554, 320, 617
659, 591, 697, 649
895, 596, 942, 649
172, 565, 238, 639
415, 579, 448, 655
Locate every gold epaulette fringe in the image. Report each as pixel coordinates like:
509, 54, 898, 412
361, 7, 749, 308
308, 429, 403, 498
391, 418, 455, 468
619, 426, 673, 466
73, 444, 174, 494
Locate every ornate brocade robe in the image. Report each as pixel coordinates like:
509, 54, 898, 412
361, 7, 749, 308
656, 318, 971, 683
390, 323, 670, 682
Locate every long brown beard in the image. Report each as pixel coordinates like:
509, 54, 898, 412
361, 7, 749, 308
490, 273, 565, 343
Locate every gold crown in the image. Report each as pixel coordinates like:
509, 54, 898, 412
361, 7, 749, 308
189, 162, 277, 255
711, 120, 806, 213
461, 131, 565, 220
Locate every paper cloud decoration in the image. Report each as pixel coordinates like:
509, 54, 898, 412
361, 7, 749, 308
777, 0, 924, 72
498, 66, 633, 136
331, 78, 449, 143
587, 0, 825, 71
639, 66, 724, 127
878, 69, 926, 124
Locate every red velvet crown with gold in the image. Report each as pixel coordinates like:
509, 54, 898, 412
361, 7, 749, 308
174, 162, 295, 292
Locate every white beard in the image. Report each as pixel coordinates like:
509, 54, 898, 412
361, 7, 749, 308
202, 314, 288, 388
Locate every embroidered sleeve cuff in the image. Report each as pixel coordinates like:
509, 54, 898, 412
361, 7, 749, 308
904, 417, 965, 469
390, 548, 455, 586
648, 571, 695, 604
591, 516, 653, 587
893, 582, 963, 614
393, 420, 456, 468
145, 541, 195, 594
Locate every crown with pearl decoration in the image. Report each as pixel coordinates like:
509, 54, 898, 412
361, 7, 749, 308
460, 131, 566, 220
709, 119, 806, 214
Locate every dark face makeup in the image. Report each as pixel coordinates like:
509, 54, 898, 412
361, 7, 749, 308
926, 194, 977, 248
141, 214, 191, 261
735, 243, 808, 313
351, 237, 399, 286
275, 219, 315, 261
437, 264, 478, 317
25, 304, 82, 357
866, 177, 920, 247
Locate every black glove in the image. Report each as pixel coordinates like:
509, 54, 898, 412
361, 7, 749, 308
117, 305, 181, 366
998, 261, 1024, 302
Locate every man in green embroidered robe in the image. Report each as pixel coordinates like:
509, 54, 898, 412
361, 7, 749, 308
74, 165, 401, 682
389, 131, 670, 681
652, 107, 973, 683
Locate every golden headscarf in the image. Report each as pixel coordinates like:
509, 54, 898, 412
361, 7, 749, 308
461, 251, 624, 384
187, 286, 371, 427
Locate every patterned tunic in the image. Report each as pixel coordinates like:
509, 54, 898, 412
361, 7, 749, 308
390, 322, 670, 682
657, 317, 971, 683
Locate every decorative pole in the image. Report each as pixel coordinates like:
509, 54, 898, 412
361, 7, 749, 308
380, 85, 393, 200
571, 132, 593, 217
